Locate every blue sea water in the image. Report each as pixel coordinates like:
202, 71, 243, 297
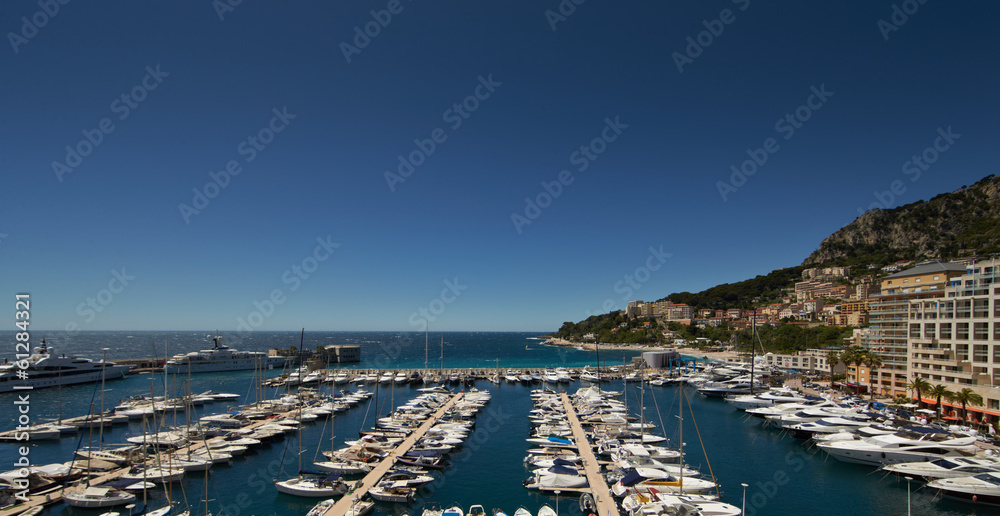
0, 332, 987, 516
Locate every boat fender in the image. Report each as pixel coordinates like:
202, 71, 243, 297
881, 452, 886, 459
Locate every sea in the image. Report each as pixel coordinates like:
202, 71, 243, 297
0, 331, 987, 516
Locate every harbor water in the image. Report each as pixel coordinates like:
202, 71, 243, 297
0, 331, 988, 516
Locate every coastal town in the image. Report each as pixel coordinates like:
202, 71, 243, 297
556, 257, 1000, 429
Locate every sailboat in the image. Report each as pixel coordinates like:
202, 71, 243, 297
275, 331, 352, 498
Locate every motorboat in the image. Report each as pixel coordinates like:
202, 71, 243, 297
274, 474, 350, 497
928, 472, 1000, 506
368, 480, 415, 503
62, 484, 137, 508
883, 456, 1000, 481
817, 431, 979, 466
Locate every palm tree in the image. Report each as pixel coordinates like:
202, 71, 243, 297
951, 387, 984, 423
927, 384, 955, 421
827, 351, 841, 383
908, 377, 931, 408
863, 352, 882, 400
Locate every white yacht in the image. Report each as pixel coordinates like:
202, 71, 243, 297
883, 456, 1000, 481
817, 431, 979, 466
928, 472, 1000, 505
0, 340, 132, 393
164, 335, 268, 373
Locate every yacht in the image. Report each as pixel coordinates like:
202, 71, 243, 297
0, 340, 132, 393
817, 431, 979, 466
928, 472, 1000, 505
883, 456, 1000, 481
164, 335, 268, 373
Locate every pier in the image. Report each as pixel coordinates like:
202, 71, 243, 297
560, 392, 619, 516
324, 392, 466, 516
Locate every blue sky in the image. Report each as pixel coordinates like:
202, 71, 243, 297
1, 1, 998, 333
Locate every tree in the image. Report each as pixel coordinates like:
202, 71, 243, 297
951, 387, 984, 423
927, 384, 955, 421
827, 351, 841, 383
863, 352, 882, 400
908, 377, 931, 407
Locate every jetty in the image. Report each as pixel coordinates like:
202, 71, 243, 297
323, 392, 466, 516
560, 392, 619, 516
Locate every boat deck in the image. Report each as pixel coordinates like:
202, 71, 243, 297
323, 392, 466, 516
560, 392, 620, 516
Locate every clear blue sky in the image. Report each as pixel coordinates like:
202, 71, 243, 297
1, 1, 998, 332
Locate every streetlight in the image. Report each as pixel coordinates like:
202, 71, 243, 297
554, 490, 561, 515
904, 476, 914, 516
741, 483, 749, 515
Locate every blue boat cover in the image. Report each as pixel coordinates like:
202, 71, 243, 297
547, 465, 579, 476
552, 458, 575, 467
405, 449, 443, 457
547, 436, 572, 445
620, 468, 645, 487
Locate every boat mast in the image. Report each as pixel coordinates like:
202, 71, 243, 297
99, 347, 108, 451
749, 310, 756, 395
439, 332, 444, 374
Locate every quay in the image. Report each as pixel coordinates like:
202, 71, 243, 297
324, 392, 466, 516
559, 393, 619, 516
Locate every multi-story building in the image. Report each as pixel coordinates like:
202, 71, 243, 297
863, 261, 968, 397
764, 348, 847, 375
907, 258, 1000, 424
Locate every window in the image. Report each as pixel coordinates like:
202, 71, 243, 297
916, 278, 921, 283
957, 323, 970, 340
904, 279, 909, 283
934, 275, 940, 281
940, 323, 952, 339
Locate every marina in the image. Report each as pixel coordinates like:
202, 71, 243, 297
0, 331, 995, 516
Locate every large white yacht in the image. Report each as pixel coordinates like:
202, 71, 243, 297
164, 335, 268, 373
0, 340, 132, 393
816, 430, 979, 466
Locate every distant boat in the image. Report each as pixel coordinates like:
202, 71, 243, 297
0, 340, 132, 393
164, 334, 268, 374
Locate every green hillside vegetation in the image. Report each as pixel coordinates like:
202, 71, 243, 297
655, 266, 804, 310
555, 313, 855, 353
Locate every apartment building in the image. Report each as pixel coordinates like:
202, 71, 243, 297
863, 261, 968, 397
763, 348, 847, 375
908, 259, 1000, 423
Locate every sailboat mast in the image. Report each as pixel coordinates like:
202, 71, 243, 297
439, 333, 443, 373
750, 310, 756, 395
98, 347, 108, 450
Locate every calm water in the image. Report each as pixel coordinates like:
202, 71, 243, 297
0, 332, 987, 516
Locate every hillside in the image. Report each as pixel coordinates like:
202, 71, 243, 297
803, 174, 1000, 265
655, 266, 804, 309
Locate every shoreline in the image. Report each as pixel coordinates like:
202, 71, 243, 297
542, 338, 739, 362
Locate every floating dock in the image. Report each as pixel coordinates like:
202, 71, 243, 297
560, 392, 619, 516
324, 392, 466, 516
